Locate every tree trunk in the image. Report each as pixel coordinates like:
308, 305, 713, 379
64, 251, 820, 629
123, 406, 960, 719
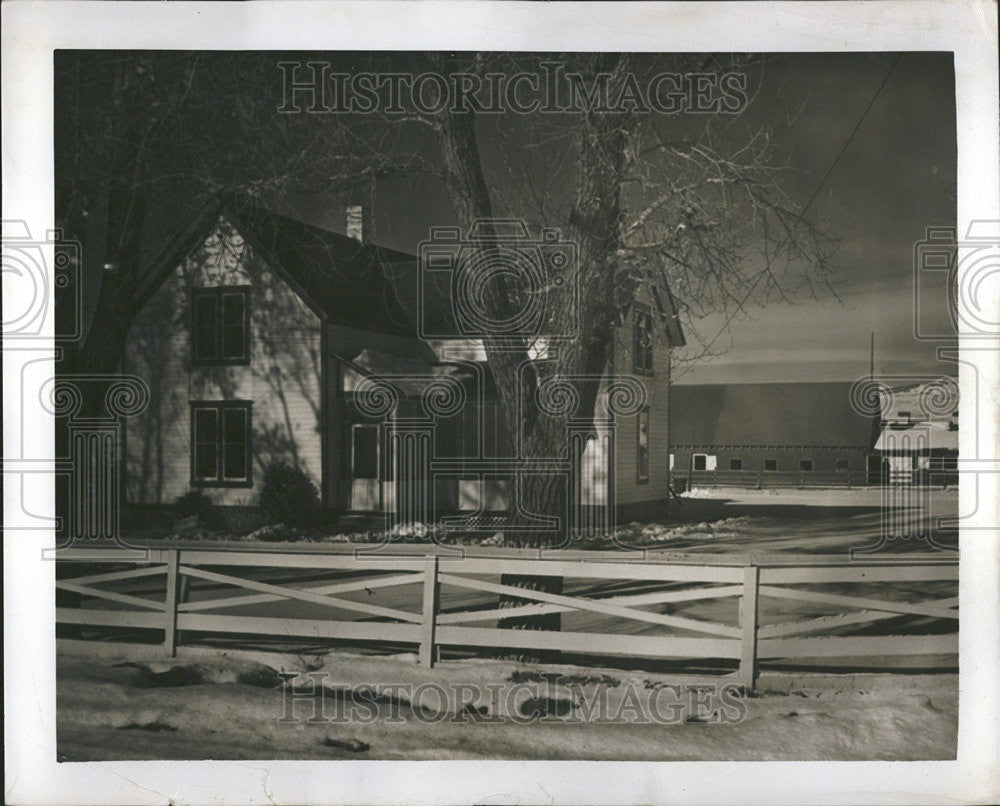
496, 470, 568, 661
432, 55, 634, 658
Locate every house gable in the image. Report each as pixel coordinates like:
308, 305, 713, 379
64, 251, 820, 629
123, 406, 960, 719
125, 216, 323, 505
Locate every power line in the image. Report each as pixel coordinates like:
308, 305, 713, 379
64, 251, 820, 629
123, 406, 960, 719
691, 53, 903, 362
801, 53, 902, 217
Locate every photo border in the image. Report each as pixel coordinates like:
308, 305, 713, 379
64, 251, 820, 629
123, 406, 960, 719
3, 2, 998, 804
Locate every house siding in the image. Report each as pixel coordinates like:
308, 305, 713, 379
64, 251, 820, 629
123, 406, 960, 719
610, 288, 672, 510
125, 217, 322, 506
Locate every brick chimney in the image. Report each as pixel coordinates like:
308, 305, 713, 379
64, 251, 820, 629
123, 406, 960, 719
346, 178, 374, 243
346, 205, 365, 243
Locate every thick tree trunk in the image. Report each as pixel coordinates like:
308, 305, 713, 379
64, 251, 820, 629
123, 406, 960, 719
433, 56, 634, 657
496, 470, 568, 661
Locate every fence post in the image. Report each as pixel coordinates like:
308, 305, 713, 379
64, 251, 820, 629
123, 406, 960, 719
419, 556, 439, 667
163, 549, 181, 657
738, 564, 760, 692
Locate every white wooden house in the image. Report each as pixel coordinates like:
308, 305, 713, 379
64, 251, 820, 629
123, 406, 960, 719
123, 197, 685, 531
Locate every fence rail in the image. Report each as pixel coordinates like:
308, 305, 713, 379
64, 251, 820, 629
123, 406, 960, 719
56, 545, 958, 690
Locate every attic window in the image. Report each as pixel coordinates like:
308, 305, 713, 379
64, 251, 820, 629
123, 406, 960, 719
764, 459, 778, 471
192, 286, 250, 365
633, 304, 654, 374
800, 459, 814, 472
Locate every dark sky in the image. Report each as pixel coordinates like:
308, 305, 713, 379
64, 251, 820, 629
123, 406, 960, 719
672, 52, 957, 383
287, 52, 958, 385
59, 51, 956, 384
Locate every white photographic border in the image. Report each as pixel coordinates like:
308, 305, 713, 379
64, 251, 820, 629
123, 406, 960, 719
3, 2, 998, 804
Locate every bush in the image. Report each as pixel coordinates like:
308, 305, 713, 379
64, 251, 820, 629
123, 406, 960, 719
219, 504, 266, 537
175, 490, 216, 525
257, 461, 320, 528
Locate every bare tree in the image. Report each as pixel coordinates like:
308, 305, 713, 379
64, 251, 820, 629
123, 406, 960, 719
57, 51, 835, 641
404, 53, 835, 639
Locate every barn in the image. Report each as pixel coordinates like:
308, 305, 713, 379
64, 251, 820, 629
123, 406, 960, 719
669, 381, 882, 489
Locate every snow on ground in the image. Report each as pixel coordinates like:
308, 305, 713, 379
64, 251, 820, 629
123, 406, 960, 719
135, 486, 958, 555
56, 642, 957, 762
64, 487, 959, 760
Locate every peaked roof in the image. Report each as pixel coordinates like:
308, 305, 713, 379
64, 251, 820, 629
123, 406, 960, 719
136, 194, 424, 337
671, 382, 880, 448
136, 195, 686, 347
875, 418, 958, 452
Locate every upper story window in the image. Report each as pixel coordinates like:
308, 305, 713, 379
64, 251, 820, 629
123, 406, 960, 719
633, 304, 654, 374
192, 286, 251, 365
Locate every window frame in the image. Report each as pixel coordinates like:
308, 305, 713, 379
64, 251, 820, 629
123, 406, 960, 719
730, 458, 743, 471
632, 303, 655, 375
350, 422, 381, 480
189, 400, 253, 488
636, 407, 650, 484
764, 458, 778, 471
190, 285, 252, 367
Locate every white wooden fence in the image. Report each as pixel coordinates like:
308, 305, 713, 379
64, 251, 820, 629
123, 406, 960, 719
56, 544, 958, 690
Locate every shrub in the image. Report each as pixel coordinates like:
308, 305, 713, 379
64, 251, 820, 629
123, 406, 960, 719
175, 490, 216, 525
219, 504, 266, 537
217, 497, 264, 536
257, 461, 320, 528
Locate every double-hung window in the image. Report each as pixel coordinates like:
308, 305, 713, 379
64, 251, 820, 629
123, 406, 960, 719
191, 401, 252, 487
633, 304, 654, 374
636, 408, 650, 484
192, 286, 251, 365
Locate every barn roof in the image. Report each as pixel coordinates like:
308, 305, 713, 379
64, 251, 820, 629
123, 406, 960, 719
671, 382, 880, 449
875, 419, 958, 452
